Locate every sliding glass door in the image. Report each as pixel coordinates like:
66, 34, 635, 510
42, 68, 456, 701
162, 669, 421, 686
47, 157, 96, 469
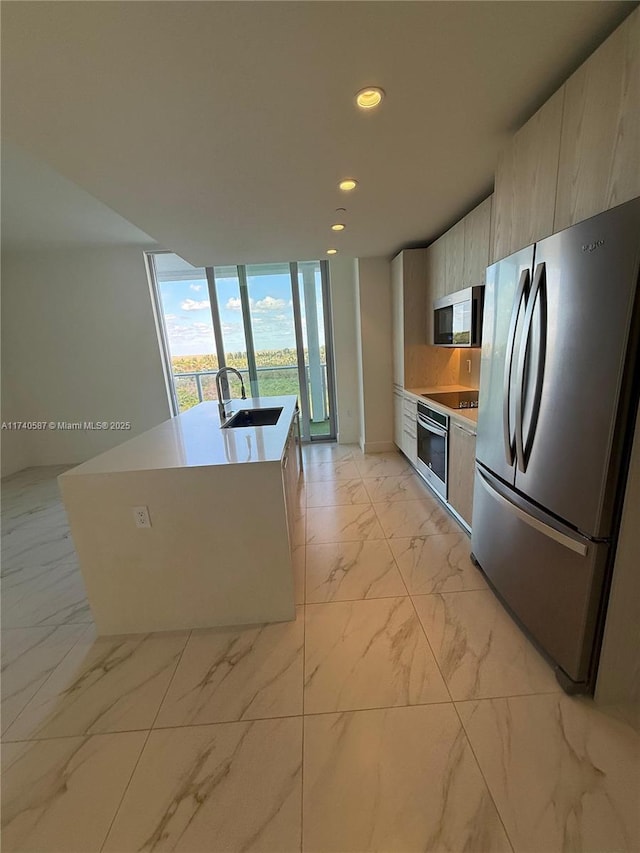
148, 252, 337, 441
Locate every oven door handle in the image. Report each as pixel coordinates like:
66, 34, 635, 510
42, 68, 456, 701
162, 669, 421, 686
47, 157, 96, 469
417, 415, 448, 437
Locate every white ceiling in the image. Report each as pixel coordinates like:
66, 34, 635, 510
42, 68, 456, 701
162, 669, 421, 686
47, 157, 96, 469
1, 1, 635, 265
1, 142, 155, 250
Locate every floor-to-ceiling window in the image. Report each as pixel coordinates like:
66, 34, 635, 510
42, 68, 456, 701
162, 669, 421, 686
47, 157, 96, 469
147, 253, 337, 440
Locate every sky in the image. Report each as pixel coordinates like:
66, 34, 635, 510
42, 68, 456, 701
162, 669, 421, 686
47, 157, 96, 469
159, 264, 325, 358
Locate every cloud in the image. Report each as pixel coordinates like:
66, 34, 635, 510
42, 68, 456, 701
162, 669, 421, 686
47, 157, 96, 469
224, 295, 287, 314
164, 317, 215, 355
190, 283, 203, 292
254, 296, 286, 313
181, 298, 210, 311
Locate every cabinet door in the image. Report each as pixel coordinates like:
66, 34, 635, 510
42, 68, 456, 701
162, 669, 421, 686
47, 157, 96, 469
402, 395, 417, 465
491, 142, 516, 263
493, 90, 563, 260
401, 248, 428, 388
393, 389, 404, 450
464, 196, 492, 287
282, 423, 299, 552
445, 219, 465, 295
555, 7, 640, 231
391, 253, 404, 388
513, 88, 564, 251
426, 237, 447, 343
448, 422, 477, 527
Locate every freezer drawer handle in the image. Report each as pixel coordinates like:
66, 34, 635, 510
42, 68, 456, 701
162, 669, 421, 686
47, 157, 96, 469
477, 468, 588, 557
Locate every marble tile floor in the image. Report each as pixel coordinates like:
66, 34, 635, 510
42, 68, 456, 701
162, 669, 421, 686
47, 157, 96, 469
1, 453, 638, 853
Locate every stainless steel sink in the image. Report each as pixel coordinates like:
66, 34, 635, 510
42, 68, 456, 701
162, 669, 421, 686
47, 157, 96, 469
221, 407, 283, 428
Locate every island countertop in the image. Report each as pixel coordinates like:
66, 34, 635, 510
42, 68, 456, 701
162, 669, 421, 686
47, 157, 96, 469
61, 395, 298, 477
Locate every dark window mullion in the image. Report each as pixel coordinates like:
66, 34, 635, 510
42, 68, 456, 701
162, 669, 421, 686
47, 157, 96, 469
205, 266, 229, 397
237, 265, 259, 397
319, 260, 338, 440
290, 261, 311, 441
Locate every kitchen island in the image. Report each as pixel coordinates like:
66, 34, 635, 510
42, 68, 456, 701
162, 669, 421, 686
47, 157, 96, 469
59, 396, 301, 634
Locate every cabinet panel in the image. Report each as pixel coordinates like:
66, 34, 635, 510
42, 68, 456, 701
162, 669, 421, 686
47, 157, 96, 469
402, 393, 417, 464
445, 219, 465, 294
426, 236, 447, 344
391, 253, 404, 388
555, 7, 640, 231
392, 248, 428, 390
491, 142, 516, 263
513, 88, 564, 251
492, 89, 563, 260
282, 422, 299, 553
464, 196, 492, 287
393, 389, 404, 450
448, 422, 477, 527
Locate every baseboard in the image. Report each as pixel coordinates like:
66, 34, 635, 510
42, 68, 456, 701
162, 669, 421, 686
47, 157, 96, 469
362, 440, 396, 454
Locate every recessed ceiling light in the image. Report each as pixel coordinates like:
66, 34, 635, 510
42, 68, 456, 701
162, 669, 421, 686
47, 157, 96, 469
331, 223, 346, 231
355, 87, 385, 109
339, 179, 357, 192
327, 249, 338, 255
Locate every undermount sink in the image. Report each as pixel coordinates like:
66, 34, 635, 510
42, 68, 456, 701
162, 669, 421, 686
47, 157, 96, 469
222, 407, 283, 428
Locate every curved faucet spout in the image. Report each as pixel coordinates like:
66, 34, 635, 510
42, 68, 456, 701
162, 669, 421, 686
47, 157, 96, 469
215, 367, 247, 422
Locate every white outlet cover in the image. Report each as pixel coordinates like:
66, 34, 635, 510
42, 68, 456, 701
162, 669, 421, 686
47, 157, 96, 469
133, 506, 151, 528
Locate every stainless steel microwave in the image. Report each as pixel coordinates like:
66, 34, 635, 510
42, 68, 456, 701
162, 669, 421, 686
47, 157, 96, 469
433, 286, 484, 347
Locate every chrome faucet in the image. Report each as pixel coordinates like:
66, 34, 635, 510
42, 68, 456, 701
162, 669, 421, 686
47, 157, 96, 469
215, 367, 247, 422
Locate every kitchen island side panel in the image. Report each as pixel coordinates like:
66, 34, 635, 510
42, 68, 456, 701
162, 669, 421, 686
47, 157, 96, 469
59, 461, 294, 634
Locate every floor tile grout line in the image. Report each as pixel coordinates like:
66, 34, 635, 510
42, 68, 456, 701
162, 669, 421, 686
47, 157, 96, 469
1, 622, 96, 739
405, 576, 455, 706
1, 691, 570, 744
450, 699, 517, 853
97, 628, 193, 853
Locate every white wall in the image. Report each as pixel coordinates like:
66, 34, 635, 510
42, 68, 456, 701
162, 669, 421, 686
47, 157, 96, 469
1, 373, 30, 477
1, 245, 171, 472
354, 257, 394, 453
328, 257, 361, 445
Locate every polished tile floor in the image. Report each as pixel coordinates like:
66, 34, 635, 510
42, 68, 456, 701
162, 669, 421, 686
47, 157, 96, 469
1, 449, 639, 852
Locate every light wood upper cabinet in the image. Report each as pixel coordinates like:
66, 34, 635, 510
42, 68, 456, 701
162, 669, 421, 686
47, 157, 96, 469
445, 219, 465, 295
492, 89, 563, 261
426, 237, 446, 344
391, 248, 428, 388
555, 7, 640, 232
491, 143, 515, 263
448, 421, 477, 527
464, 196, 492, 286
427, 235, 447, 302
391, 253, 405, 388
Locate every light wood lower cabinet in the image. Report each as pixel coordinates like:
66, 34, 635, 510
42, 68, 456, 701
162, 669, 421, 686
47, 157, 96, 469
448, 421, 477, 527
402, 394, 417, 465
282, 420, 300, 552
393, 387, 404, 450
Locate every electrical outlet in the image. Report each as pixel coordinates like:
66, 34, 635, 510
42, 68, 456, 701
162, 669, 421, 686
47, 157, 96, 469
133, 506, 151, 528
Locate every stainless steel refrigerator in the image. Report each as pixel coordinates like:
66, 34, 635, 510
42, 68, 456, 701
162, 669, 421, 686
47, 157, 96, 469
471, 197, 640, 694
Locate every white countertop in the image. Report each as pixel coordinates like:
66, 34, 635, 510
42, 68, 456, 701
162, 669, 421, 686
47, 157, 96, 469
405, 385, 479, 429
61, 396, 298, 477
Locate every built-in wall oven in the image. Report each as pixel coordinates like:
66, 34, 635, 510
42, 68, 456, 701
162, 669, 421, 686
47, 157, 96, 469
416, 402, 449, 499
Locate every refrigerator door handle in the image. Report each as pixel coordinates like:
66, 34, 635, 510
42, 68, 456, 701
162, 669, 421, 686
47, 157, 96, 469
503, 268, 530, 466
515, 262, 547, 472
476, 467, 588, 556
